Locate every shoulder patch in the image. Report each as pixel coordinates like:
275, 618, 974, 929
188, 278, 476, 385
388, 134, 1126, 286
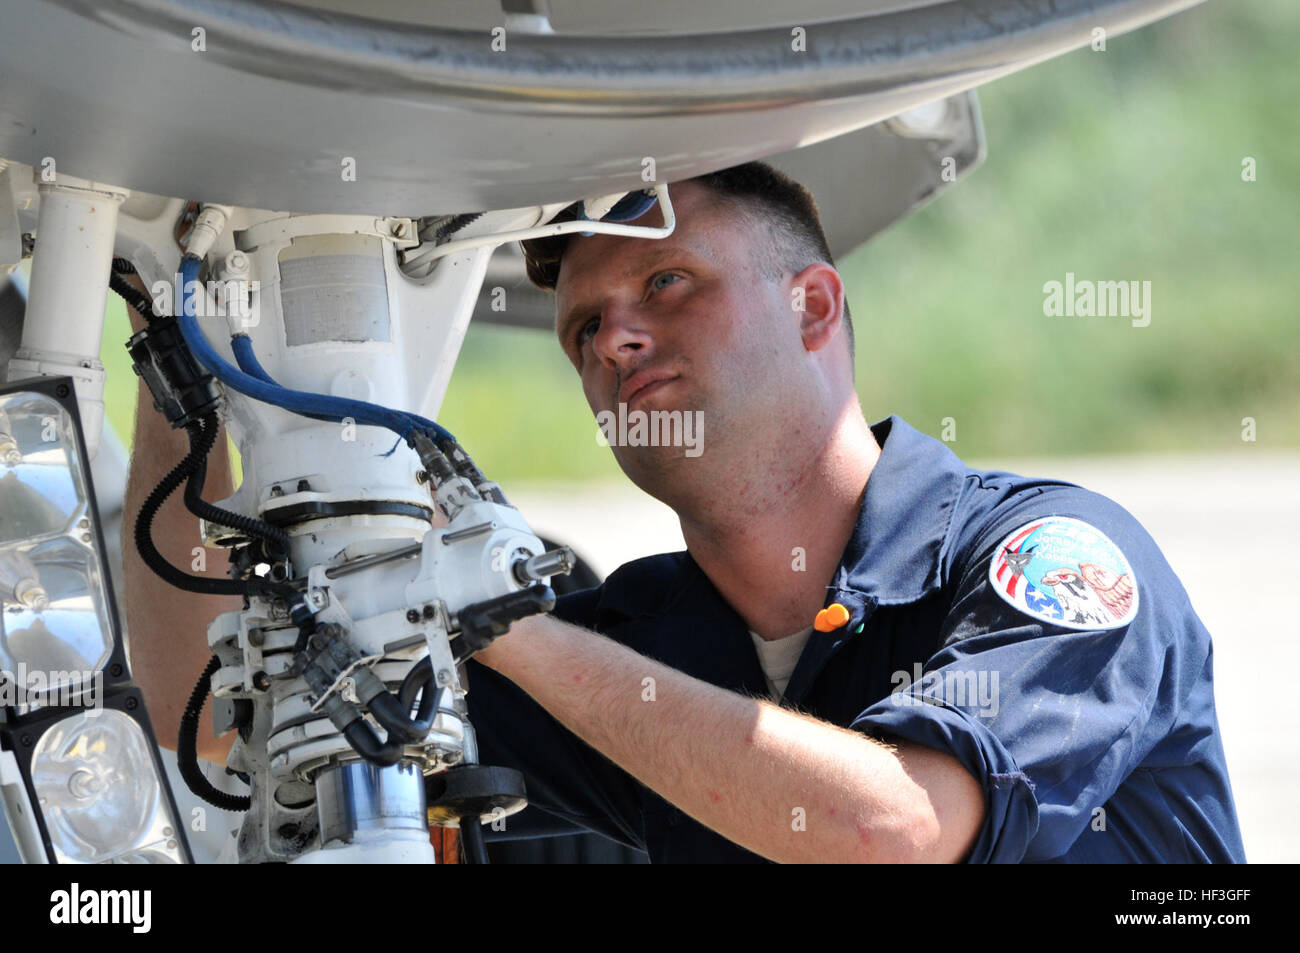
987, 516, 1138, 630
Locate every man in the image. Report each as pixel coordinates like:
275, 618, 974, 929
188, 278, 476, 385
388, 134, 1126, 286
459, 162, 1245, 863
125, 162, 1245, 864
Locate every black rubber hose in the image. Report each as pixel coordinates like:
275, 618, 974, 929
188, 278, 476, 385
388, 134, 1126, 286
398, 656, 433, 712
178, 656, 252, 812
110, 269, 158, 324
291, 605, 317, 654
342, 721, 405, 767
459, 815, 491, 865
409, 670, 437, 727
134, 418, 289, 598
368, 666, 437, 744
368, 691, 421, 743
184, 413, 292, 559
401, 658, 437, 731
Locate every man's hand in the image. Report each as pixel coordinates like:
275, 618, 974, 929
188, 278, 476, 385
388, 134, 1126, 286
473, 612, 986, 863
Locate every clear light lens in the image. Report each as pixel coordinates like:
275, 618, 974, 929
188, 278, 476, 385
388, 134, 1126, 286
0, 395, 85, 542
887, 98, 954, 138
0, 538, 113, 676
0, 392, 113, 697
31, 708, 184, 864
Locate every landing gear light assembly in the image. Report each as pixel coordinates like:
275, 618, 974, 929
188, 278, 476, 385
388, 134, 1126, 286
0, 377, 192, 864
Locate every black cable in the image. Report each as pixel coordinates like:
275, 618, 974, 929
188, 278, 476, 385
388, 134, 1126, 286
291, 604, 317, 655
368, 660, 437, 744
398, 656, 433, 712
178, 656, 251, 812
110, 268, 159, 324
183, 412, 292, 559
459, 816, 490, 865
368, 691, 422, 744
134, 418, 290, 598
342, 721, 405, 767
117, 263, 291, 576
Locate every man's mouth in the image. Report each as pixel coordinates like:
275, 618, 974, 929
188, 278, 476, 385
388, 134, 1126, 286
619, 369, 679, 407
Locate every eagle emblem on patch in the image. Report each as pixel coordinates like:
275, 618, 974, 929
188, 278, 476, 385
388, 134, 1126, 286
988, 517, 1138, 630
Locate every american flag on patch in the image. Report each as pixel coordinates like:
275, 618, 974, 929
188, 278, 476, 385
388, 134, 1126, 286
1023, 580, 1064, 620
992, 519, 1046, 600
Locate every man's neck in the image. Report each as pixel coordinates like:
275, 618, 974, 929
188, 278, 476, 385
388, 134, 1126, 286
677, 408, 881, 640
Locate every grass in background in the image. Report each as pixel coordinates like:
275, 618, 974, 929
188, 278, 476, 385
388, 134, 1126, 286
844, 0, 1300, 458
103, 296, 137, 448
101, 0, 1297, 480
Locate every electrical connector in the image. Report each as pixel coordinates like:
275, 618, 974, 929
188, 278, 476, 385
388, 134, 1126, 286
127, 314, 221, 428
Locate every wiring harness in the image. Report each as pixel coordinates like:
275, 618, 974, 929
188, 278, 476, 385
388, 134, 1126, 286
112, 239, 500, 788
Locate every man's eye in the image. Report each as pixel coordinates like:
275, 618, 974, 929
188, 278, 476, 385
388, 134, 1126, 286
576, 316, 600, 345
652, 273, 680, 291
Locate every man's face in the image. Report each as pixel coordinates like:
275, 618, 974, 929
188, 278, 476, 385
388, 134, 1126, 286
553, 183, 799, 491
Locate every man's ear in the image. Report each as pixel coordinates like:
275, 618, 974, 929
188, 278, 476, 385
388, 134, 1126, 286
789, 262, 845, 354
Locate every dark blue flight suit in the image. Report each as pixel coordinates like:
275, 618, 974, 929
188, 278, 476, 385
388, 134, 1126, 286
467, 416, 1246, 863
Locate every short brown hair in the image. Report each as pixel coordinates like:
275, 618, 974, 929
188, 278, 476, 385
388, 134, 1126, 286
520, 161, 854, 365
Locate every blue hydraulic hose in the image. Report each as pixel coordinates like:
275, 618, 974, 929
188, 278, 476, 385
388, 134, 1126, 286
177, 255, 456, 446
230, 334, 346, 430
230, 332, 452, 441
230, 334, 275, 385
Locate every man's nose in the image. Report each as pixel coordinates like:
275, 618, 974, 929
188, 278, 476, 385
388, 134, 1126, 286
592, 304, 654, 370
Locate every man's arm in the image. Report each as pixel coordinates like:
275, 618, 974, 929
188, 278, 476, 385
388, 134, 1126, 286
121, 286, 239, 763
475, 614, 986, 864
